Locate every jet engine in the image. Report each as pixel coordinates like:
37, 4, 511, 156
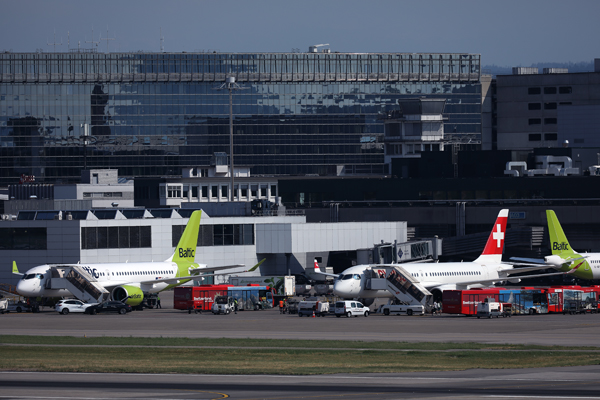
111, 285, 144, 306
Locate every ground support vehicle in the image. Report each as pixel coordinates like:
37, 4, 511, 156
334, 300, 369, 318
85, 301, 132, 315
286, 299, 300, 314
563, 300, 587, 315
212, 296, 234, 315
0, 298, 7, 314
378, 300, 424, 316
476, 299, 512, 318
5, 300, 32, 313
297, 300, 329, 317
228, 285, 274, 311
174, 285, 232, 313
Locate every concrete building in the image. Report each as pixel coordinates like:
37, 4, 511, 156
496, 61, 600, 151
0, 208, 407, 287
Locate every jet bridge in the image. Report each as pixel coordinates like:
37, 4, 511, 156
365, 265, 433, 311
45, 265, 109, 304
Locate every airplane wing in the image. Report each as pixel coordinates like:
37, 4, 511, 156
189, 264, 245, 274
444, 270, 575, 288
143, 258, 266, 285
498, 264, 557, 274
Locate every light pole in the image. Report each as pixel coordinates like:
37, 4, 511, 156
218, 77, 244, 201
227, 77, 235, 201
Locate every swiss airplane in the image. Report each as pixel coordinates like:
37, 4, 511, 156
314, 209, 568, 304
14, 210, 254, 306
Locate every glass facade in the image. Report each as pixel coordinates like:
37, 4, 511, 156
0, 52, 481, 184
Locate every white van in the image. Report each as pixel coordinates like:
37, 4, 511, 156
334, 300, 369, 318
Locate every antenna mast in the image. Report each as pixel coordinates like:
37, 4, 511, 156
47, 29, 63, 52
160, 27, 164, 52
85, 27, 100, 50
100, 26, 115, 53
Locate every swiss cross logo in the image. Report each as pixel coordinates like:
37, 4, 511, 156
492, 224, 504, 248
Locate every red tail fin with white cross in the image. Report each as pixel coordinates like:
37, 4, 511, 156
473, 209, 508, 265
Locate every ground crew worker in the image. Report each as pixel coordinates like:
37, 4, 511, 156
279, 300, 284, 313
234, 298, 238, 314
156, 296, 161, 309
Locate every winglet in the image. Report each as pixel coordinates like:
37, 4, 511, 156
247, 258, 266, 273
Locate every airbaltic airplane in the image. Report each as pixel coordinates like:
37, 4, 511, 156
314, 209, 567, 304
14, 210, 252, 306
543, 210, 600, 280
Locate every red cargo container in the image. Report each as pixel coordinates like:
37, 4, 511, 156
174, 284, 232, 312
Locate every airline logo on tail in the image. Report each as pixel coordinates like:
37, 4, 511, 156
552, 242, 570, 251
474, 209, 508, 265
168, 211, 202, 279
313, 259, 321, 273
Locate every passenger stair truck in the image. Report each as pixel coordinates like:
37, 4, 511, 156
46, 266, 109, 304
366, 265, 432, 313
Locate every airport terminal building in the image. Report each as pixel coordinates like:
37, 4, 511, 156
0, 50, 483, 185
0, 208, 408, 287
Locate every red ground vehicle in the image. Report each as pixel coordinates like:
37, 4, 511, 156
174, 284, 232, 313
442, 288, 502, 316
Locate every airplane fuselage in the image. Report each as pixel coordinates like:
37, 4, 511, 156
333, 261, 510, 300
17, 261, 185, 298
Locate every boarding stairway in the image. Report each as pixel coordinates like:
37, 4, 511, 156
45, 265, 109, 304
365, 265, 433, 312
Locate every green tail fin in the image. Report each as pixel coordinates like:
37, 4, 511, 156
546, 210, 574, 256
169, 210, 202, 263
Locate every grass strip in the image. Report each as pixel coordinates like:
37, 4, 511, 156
0, 335, 597, 351
1, 346, 600, 374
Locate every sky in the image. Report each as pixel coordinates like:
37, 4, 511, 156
1, 0, 598, 67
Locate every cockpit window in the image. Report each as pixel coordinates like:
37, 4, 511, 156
23, 273, 43, 280
341, 274, 352, 280
353, 274, 361, 280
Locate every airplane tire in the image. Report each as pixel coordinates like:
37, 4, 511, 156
62, 309, 69, 315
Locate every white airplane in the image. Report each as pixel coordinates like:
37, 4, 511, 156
13, 210, 254, 306
314, 209, 569, 305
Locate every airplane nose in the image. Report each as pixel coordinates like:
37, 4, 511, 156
333, 281, 353, 298
16, 280, 35, 297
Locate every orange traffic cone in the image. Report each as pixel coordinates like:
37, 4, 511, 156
312, 310, 316, 318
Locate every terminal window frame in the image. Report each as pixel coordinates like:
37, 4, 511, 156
528, 103, 541, 110
0, 227, 47, 250
81, 225, 151, 249
528, 133, 542, 142
528, 87, 541, 95
172, 223, 254, 247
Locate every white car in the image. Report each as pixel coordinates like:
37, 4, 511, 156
55, 299, 94, 315
334, 300, 370, 318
